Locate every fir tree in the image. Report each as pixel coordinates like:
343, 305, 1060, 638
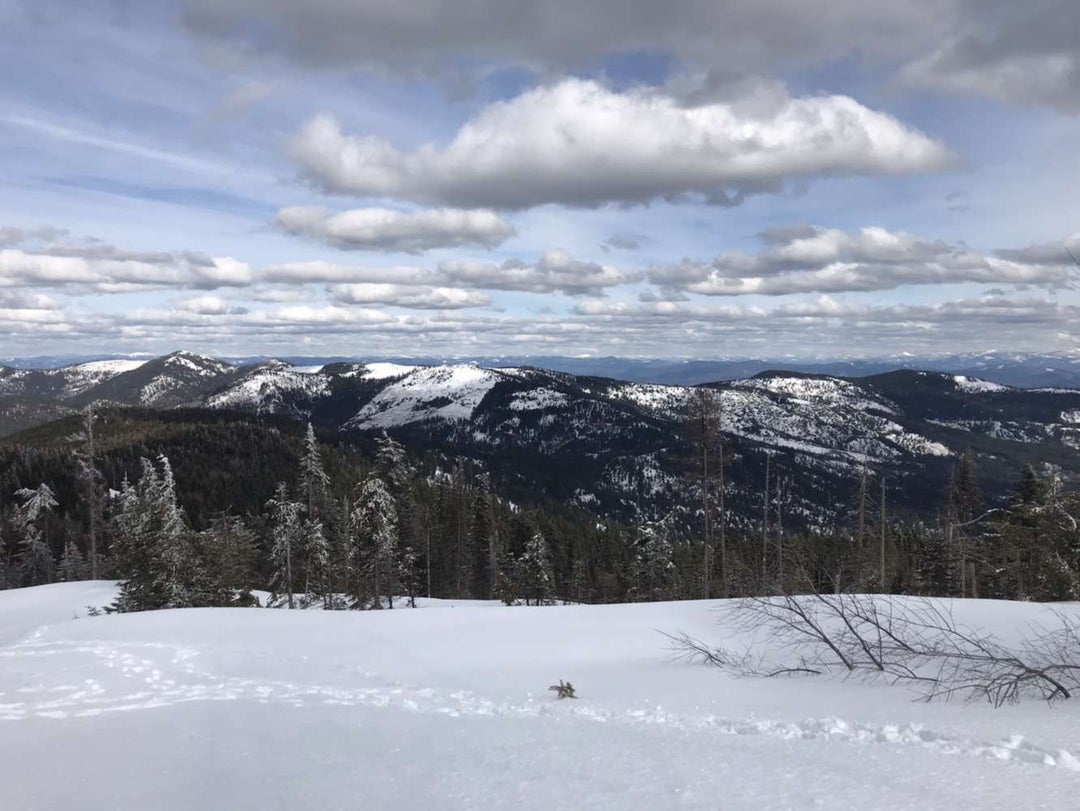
112, 457, 194, 612
633, 524, 675, 602
303, 518, 331, 608
517, 531, 555, 606
14, 483, 58, 587
199, 514, 258, 605
266, 482, 302, 609
58, 540, 88, 582
351, 475, 399, 608
74, 404, 104, 579
299, 422, 330, 519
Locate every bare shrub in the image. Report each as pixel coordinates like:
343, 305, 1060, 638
669, 594, 1080, 706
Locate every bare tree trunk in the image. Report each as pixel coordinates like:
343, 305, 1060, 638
762, 453, 770, 590
879, 476, 886, 592
718, 434, 727, 599
776, 474, 784, 589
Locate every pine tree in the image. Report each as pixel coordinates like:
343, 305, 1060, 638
266, 482, 302, 609
199, 514, 258, 606
14, 483, 58, 587
517, 531, 554, 606
633, 524, 675, 602
113, 457, 194, 612
74, 404, 104, 579
58, 540, 88, 582
399, 545, 420, 608
303, 518, 331, 608
469, 489, 499, 599
375, 433, 413, 493
351, 476, 399, 608
299, 423, 330, 519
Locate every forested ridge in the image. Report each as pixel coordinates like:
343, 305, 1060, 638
3, 403, 1080, 609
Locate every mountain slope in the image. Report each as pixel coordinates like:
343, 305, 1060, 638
4, 354, 1080, 528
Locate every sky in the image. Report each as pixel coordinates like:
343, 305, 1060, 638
2, 0, 1080, 360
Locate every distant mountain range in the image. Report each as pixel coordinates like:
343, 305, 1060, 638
4, 351, 1080, 531
5, 351, 1080, 389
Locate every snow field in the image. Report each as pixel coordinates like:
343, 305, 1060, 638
2, 584, 1080, 809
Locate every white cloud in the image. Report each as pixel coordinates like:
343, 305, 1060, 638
649, 227, 1077, 296
330, 283, 491, 309
266, 250, 632, 295
276, 206, 515, 253
438, 251, 635, 295
289, 79, 952, 209
174, 295, 248, 315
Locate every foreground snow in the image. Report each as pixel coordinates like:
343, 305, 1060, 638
2, 585, 1079, 809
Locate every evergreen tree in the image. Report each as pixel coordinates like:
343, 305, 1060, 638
74, 404, 104, 579
113, 456, 194, 611
633, 523, 675, 602
374, 433, 413, 493
351, 476, 399, 608
14, 483, 58, 587
266, 482, 302, 609
517, 531, 554, 606
299, 422, 330, 519
469, 489, 499, 599
302, 518, 331, 608
399, 544, 420, 608
199, 514, 258, 605
58, 540, 88, 582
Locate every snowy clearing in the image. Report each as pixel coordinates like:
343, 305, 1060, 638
2, 584, 1080, 809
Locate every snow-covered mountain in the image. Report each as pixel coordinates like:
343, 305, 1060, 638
4, 353, 1080, 527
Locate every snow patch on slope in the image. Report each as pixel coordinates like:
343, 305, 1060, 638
954, 375, 1008, 394
348, 365, 501, 428
359, 362, 419, 381
509, 388, 569, 411
207, 363, 330, 413
70, 360, 147, 374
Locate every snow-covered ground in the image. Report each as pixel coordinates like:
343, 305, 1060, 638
2, 584, 1079, 810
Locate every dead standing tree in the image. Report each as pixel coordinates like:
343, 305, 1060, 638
688, 388, 726, 598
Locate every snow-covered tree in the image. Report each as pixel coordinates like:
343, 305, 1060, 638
266, 482, 302, 609
199, 514, 258, 606
351, 475, 399, 608
399, 544, 420, 608
74, 404, 104, 579
517, 531, 555, 606
58, 540, 88, 582
633, 524, 675, 602
15, 483, 58, 586
113, 456, 194, 612
302, 518, 331, 608
299, 422, 330, 518
375, 433, 412, 493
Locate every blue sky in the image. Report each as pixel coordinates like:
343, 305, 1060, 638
2, 0, 1079, 359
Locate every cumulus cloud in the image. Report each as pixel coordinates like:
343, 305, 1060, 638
329, 283, 491, 309
275, 206, 515, 253
174, 295, 249, 315
0, 237, 250, 292
438, 251, 635, 295
266, 250, 633, 295
648, 226, 1078, 296
288, 79, 952, 209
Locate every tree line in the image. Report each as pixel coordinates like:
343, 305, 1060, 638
2, 403, 1079, 609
